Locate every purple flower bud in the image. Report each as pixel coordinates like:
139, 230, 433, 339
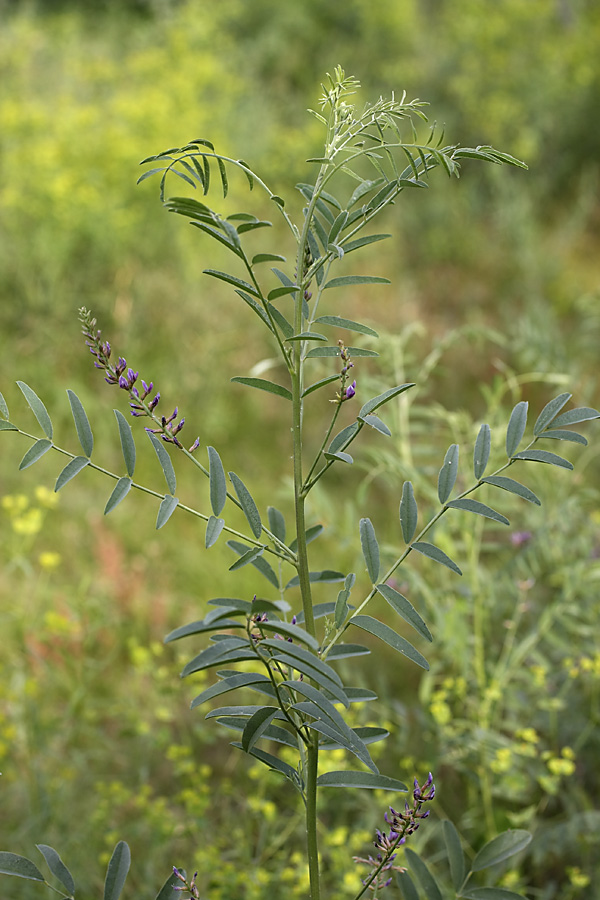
131, 387, 140, 399
291, 615, 297, 625
118, 375, 129, 389
345, 380, 356, 400
189, 437, 201, 453
127, 368, 138, 385
149, 393, 160, 410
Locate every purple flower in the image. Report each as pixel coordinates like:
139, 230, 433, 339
511, 530, 532, 548
345, 380, 356, 400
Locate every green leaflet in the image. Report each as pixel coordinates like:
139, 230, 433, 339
438, 443, 459, 504
19, 439, 52, 471
506, 400, 528, 457
471, 829, 532, 871
191, 673, 272, 709
231, 377, 292, 401
104, 477, 133, 515
482, 475, 540, 505
0, 852, 45, 881
0, 391, 10, 419
36, 845, 75, 897
17, 381, 53, 439
55, 456, 89, 492
156, 495, 179, 529
358, 383, 414, 417
323, 275, 391, 289
358, 414, 391, 437
203, 268, 259, 297
404, 849, 443, 900
103, 841, 131, 900
375, 583, 432, 642
548, 406, 599, 428
313, 315, 378, 337
147, 432, 177, 494
412, 541, 462, 576
359, 517, 380, 583
205, 515, 225, 549
460, 889, 528, 900
226, 541, 278, 587
513, 449, 573, 469
442, 820, 466, 891
181, 638, 255, 677
114, 410, 136, 477
349, 615, 429, 670
267, 506, 286, 542
67, 390, 94, 457
446, 498, 510, 526
533, 392, 572, 435
241, 707, 279, 753
229, 743, 300, 787
207, 446, 227, 516
228, 472, 262, 538
399, 480, 418, 544
474, 423, 491, 479
316, 770, 406, 790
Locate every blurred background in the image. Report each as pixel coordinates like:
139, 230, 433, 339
1, 1, 599, 898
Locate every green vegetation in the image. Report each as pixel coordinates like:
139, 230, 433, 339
1, 3, 599, 899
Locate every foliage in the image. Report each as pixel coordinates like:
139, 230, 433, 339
1, 64, 598, 900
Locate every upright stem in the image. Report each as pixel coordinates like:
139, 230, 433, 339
291, 260, 320, 900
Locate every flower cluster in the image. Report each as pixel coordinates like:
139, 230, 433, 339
334, 341, 356, 403
172, 866, 200, 899
353, 773, 435, 896
79, 307, 199, 452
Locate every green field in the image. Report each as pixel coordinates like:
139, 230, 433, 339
1, 2, 599, 898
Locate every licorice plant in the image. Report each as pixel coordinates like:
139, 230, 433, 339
1, 68, 597, 900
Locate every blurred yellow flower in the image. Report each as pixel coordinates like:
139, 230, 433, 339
34, 485, 58, 508
39, 551, 61, 570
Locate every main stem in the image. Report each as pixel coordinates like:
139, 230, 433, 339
291, 281, 320, 900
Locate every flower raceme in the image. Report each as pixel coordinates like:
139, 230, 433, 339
79, 307, 199, 452
353, 774, 435, 895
